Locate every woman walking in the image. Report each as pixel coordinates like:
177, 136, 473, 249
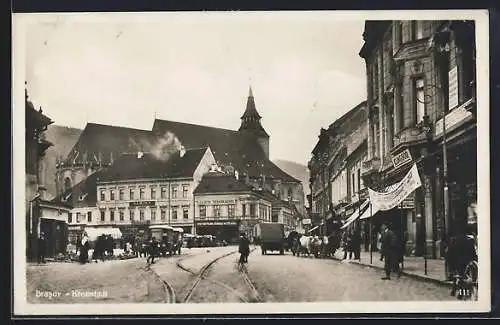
79, 232, 90, 264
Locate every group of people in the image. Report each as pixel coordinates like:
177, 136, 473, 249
378, 223, 405, 280
341, 227, 362, 260
75, 232, 116, 264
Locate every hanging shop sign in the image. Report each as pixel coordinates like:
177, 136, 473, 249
435, 99, 473, 137
448, 66, 459, 110
129, 201, 156, 207
400, 196, 415, 209
196, 220, 239, 226
391, 149, 413, 170
368, 163, 422, 212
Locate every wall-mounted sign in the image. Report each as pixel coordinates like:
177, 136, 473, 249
196, 220, 239, 226
131, 220, 150, 226
435, 101, 473, 137
448, 66, 459, 110
392, 149, 413, 170
197, 199, 237, 205
400, 196, 415, 209
129, 201, 156, 207
302, 218, 312, 225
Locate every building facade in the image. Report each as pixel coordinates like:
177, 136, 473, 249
308, 101, 368, 235
194, 172, 300, 243
359, 20, 477, 258
56, 87, 305, 220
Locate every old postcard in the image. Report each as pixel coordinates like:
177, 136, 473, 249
12, 10, 490, 315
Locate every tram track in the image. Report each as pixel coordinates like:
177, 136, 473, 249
178, 247, 261, 303
144, 263, 176, 303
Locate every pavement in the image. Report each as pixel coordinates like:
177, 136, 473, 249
333, 249, 450, 287
26, 246, 455, 304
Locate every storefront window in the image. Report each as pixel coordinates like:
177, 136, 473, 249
213, 205, 221, 217
199, 205, 206, 218
250, 204, 256, 217
183, 206, 189, 219
227, 204, 235, 217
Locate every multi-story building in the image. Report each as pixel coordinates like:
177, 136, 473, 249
56, 87, 305, 219
55, 147, 216, 242
308, 101, 368, 235
359, 20, 477, 258
194, 171, 300, 243
25, 86, 71, 259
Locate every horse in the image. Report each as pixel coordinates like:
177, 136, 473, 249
297, 235, 314, 257
287, 231, 301, 256
310, 236, 323, 258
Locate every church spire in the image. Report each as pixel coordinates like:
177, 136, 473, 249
240, 85, 261, 120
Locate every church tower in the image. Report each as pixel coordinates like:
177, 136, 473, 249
238, 86, 270, 158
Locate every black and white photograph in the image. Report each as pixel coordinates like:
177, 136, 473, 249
13, 10, 490, 315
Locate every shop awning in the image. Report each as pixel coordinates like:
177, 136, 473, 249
308, 225, 319, 233
341, 200, 369, 229
360, 203, 378, 220
84, 227, 122, 241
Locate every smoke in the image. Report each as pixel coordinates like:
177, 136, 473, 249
148, 131, 184, 162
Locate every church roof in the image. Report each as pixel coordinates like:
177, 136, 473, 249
63, 123, 157, 165
97, 148, 208, 182
52, 169, 105, 207
238, 86, 269, 137
152, 119, 298, 183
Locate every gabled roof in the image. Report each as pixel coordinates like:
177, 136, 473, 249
97, 148, 208, 182
52, 169, 106, 207
63, 123, 156, 165
193, 173, 254, 195
152, 119, 298, 183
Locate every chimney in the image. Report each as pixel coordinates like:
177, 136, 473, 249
179, 145, 186, 158
137, 151, 144, 159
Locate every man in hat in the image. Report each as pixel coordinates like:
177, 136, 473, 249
239, 232, 250, 264
37, 232, 46, 264
380, 223, 400, 280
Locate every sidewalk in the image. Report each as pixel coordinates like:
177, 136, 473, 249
333, 249, 451, 287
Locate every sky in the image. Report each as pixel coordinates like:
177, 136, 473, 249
25, 12, 367, 166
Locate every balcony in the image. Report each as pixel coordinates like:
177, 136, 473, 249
361, 157, 381, 176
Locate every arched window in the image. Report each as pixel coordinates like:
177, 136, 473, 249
64, 177, 72, 191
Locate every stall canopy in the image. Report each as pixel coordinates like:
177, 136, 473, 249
84, 227, 122, 241
341, 199, 370, 229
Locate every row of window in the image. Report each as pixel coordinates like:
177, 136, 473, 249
68, 206, 190, 223
99, 184, 190, 202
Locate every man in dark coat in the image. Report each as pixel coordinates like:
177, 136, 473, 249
37, 232, 46, 264
147, 237, 159, 264
239, 232, 250, 264
380, 223, 400, 280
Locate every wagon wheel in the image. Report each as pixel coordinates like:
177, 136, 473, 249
464, 260, 478, 300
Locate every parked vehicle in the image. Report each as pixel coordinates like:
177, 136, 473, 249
149, 225, 175, 256
253, 222, 285, 255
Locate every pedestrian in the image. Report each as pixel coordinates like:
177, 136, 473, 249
238, 232, 250, 265
37, 232, 46, 264
79, 232, 90, 264
147, 237, 158, 264
352, 226, 362, 260
380, 223, 400, 280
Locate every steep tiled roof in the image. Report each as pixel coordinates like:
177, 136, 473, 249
194, 173, 254, 194
52, 169, 105, 207
97, 148, 208, 182
63, 123, 156, 165
152, 119, 298, 183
